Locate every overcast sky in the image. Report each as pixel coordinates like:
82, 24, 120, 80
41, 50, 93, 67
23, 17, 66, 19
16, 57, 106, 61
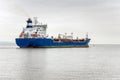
0, 0, 120, 44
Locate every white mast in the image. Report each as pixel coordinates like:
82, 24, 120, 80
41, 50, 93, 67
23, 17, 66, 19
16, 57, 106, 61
34, 17, 38, 26
86, 32, 88, 39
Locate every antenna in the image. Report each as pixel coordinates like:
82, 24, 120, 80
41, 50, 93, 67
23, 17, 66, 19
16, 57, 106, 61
34, 17, 38, 25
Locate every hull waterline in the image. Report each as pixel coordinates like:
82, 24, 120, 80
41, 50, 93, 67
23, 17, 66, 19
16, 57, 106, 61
16, 38, 90, 48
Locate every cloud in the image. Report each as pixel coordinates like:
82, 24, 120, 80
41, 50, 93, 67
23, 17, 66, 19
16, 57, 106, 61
0, 0, 120, 43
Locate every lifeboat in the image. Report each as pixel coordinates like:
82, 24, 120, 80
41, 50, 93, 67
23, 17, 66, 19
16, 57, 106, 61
19, 32, 23, 38
31, 33, 38, 37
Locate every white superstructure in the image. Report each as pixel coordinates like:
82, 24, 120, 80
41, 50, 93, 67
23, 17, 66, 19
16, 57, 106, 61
19, 18, 47, 38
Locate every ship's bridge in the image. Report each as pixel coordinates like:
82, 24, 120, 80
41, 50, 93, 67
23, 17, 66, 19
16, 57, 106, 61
20, 18, 47, 38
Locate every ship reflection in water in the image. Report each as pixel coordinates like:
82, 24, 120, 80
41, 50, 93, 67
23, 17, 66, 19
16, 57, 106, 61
0, 44, 120, 80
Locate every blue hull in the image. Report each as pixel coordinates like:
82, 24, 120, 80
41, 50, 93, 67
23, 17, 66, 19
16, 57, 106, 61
15, 38, 90, 48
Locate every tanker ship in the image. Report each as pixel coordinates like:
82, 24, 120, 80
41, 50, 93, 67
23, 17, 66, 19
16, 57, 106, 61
15, 18, 90, 48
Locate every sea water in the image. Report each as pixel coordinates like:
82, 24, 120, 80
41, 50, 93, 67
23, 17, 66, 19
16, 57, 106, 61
0, 44, 120, 80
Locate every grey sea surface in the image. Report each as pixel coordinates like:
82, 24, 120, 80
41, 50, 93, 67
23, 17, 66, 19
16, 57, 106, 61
0, 44, 120, 80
